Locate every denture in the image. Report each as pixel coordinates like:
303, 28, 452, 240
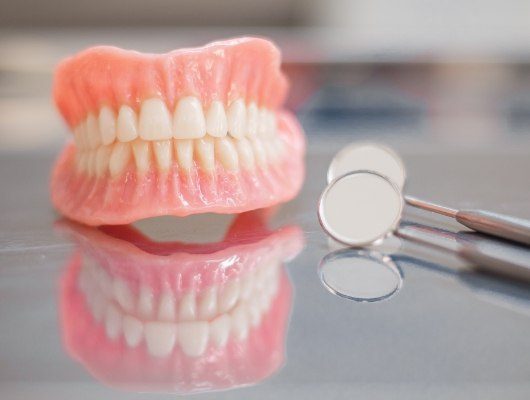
51, 38, 305, 225
58, 210, 303, 393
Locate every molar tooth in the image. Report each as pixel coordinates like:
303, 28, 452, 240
174, 139, 193, 172
153, 140, 172, 171
246, 102, 258, 137
235, 138, 255, 170
138, 285, 155, 318
116, 105, 138, 142
179, 292, 196, 321
86, 113, 102, 149
99, 106, 116, 145
139, 98, 172, 141
215, 137, 239, 171
205, 101, 228, 137
95, 146, 112, 177
218, 280, 239, 313
178, 321, 209, 357
132, 140, 151, 174
198, 287, 217, 320
250, 137, 267, 167
158, 290, 176, 321
123, 316, 143, 347
74, 123, 85, 149
145, 322, 177, 357
195, 137, 215, 172
258, 109, 276, 137
210, 314, 231, 348
173, 96, 206, 139
109, 142, 131, 177
227, 99, 247, 139
104, 304, 122, 340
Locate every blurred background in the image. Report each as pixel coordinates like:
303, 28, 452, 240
1, 0, 530, 152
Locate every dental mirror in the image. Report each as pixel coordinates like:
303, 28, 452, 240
319, 249, 403, 302
327, 142, 530, 246
318, 170, 404, 247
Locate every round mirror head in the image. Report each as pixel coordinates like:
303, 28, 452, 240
319, 249, 403, 302
327, 142, 406, 189
318, 171, 404, 247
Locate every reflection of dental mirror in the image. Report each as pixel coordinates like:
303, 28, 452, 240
319, 249, 403, 302
327, 142, 530, 246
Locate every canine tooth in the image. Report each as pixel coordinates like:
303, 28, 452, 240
218, 280, 239, 313
116, 105, 138, 142
123, 316, 144, 347
178, 322, 209, 357
95, 146, 112, 177
139, 98, 172, 141
250, 137, 267, 167
113, 278, 134, 313
231, 304, 249, 341
109, 142, 131, 177
145, 322, 177, 357
86, 113, 101, 149
210, 314, 231, 348
158, 290, 176, 321
198, 287, 217, 320
234, 138, 255, 170
153, 140, 172, 171
205, 101, 227, 137
105, 304, 122, 340
138, 285, 155, 318
174, 139, 193, 172
246, 102, 258, 137
173, 96, 206, 139
178, 292, 196, 321
132, 140, 151, 174
227, 99, 247, 139
99, 106, 116, 145
215, 137, 238, 171
195, 137, 215, 171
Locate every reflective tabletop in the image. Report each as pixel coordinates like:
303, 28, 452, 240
2, 34, 530, 398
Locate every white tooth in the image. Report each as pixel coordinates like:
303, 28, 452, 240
215, 137, 238, 171
77, 152, 88, 172
97, 267, 112, 297
112, 278, 134, 313
138, 285, 155, 318
105, 304, 122, 340
247, 297, 262, 327
198, 287, 217, 320
264, 139, 279, 162
87, 151, 97, 177
246, 102, 258, 137
109, 142, 131, 177
116, 105, 138, 142
174, 139, 193, 172
178, 321, 209, 357
230, 304, 249, 341
123, 316, 143, 347
234, 138, 255, 170
218, 280, 239, 313
227, 99, 247, 139
139, 98, 172, 140
209, 314, 231, 348
173, 96, 206, 139
99, 106, 116, 145
258, 109, 269, 137
250, 137, 267, 167
153, 140, 172, 171
240, 274, 254, 300
178, 291, 196, 321
132, 140, 151, 174
91, 292, 106, 323
95, 145, 112, 177
86, 113, 102, 149
195, 137, 215, 171
144, 322, 177, 357
265, 111, 277, 137
205, 100, 227, 137
158, 290, 176, 321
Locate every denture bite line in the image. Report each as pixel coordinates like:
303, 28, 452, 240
73, 96, 283, 178
77, 255, 281, 358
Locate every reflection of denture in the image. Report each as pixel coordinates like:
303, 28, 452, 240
58, 211, 304, 394
51, 38, 305, 225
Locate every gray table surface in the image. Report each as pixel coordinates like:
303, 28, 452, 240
2, 41, 530, 398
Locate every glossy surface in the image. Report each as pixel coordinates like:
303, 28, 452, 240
3, 50, 530, 398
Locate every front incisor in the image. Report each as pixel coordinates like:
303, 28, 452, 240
139, 98, 172, 141
173, 96, 206, 139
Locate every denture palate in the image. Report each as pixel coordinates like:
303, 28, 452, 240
73, 97, 283, 178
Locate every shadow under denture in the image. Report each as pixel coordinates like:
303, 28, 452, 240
57, 210, 304, 394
